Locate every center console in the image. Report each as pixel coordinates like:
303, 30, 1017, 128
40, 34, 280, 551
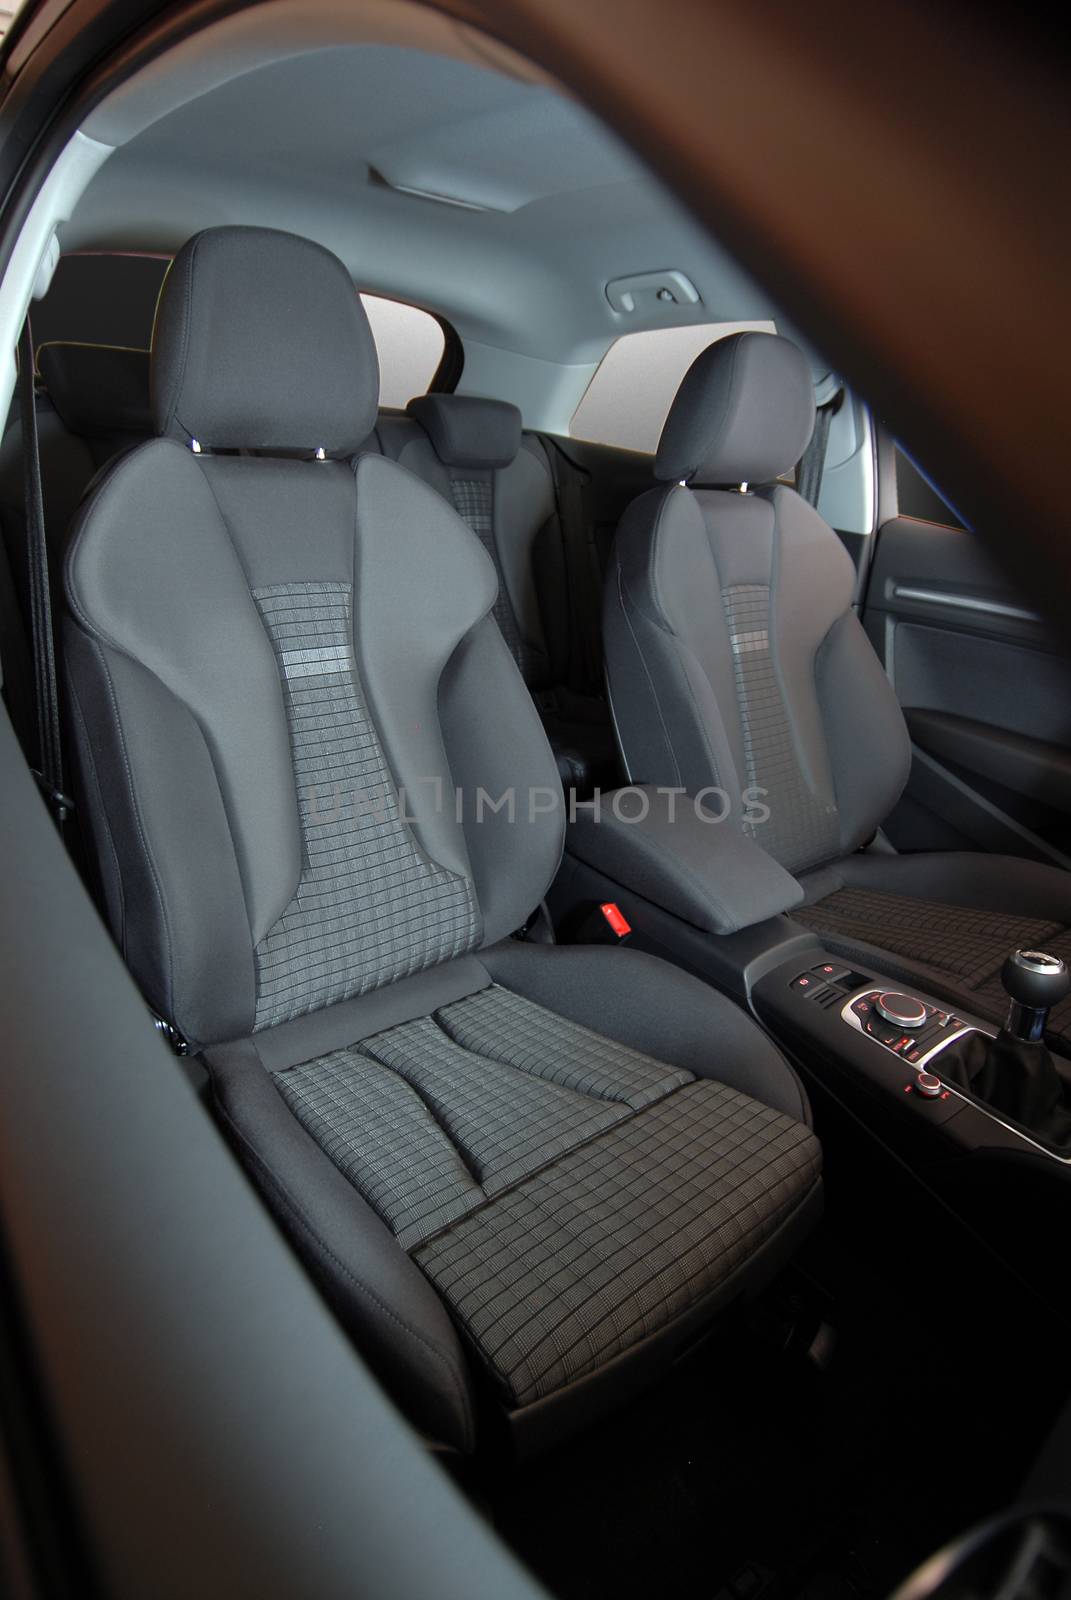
759, 947, 1071, 1164
551, 790, 1071, 1305
554, 787, 1071, 1165
759, 955, 1071, 1161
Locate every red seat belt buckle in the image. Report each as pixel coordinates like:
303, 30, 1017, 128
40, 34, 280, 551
600, 902, 631, 939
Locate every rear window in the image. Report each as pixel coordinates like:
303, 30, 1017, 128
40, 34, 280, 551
359, 295, 445, 409
33, 253, 447, 410
570, 320, 777, 454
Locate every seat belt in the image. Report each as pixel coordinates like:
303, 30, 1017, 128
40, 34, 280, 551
18, 317, 73, 831
547, 442, 603, 698
797, 389, 842, 509
0, 523, 35, 757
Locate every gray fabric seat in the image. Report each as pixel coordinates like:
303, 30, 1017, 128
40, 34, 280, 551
273, 978, 814, 1415
376, 393, 618, 796
604, 330, 1071, 1052
61, 228, 821, 1455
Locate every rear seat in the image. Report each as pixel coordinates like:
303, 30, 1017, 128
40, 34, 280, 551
0, 341, 152, 761
376, 392, 618, 795
1, 351, 618, 796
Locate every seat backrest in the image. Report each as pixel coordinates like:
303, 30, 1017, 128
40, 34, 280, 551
604, 330, 911, 877
377, 394, 566, 690
0, 340, 152, 580
0, 340, 152, 760
37, 340, 152, 453
63, 226, 563, 1050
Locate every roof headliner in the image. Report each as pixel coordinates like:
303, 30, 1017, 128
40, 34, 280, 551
66, 42, 781, 366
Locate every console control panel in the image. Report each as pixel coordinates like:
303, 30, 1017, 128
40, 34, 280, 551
841, 989, 969, 1067
774, 958, 1067, 1163
788, 963, 972, 1070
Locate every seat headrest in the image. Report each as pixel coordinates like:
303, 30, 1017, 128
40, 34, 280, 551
407, 394, 522, 470
151, 226, 379, 454
37, 342, 152, 439
654, 331, 816, 485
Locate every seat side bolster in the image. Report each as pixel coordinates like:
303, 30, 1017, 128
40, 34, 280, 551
480, 940, 811, 1123
815, 607, 913, 852
64, 437, 303, 948
63, 622, 257, 1046
605, 485, 743, 805
492, 446, 556, 671
354, 453, 497, 890
207, 1039, 478, 1454
440, 617, 565, 946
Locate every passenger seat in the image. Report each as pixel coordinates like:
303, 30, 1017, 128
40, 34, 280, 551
603, 330, 1071, 1051
61, 226, 822, 1456
378, 392, 619, 795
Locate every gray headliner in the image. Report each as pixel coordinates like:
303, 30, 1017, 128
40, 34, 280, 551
67, 40, 781, 367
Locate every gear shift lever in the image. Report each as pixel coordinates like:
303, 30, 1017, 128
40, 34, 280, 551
940, 948, 1071, 1149
1001, 949, 1070, 1043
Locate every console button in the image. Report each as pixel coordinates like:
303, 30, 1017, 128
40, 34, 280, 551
875, 992, 928, 1029
791, 973, 816, 994
916, 1072, 943, 1099
811, 963, 849, 984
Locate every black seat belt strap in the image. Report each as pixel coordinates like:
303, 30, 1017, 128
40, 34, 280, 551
797, 389, 843, 509
18, 317, 73, 830
0, 518, 35, 755
548, 442, 602, 697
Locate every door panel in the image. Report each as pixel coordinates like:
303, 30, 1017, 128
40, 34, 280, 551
864, 514, 1071, 865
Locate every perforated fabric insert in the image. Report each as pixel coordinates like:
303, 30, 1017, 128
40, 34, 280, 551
450, 476, 534, 679
435, 983, 691, 1110
278, 1046, 485, 1247
796, 886, 1071, 1045
373, 1015, 633, 1197
722, 582, 840, 873
276, 982, 821, 1406
413, 1080, 820, 1407
251, 581, 479, 1028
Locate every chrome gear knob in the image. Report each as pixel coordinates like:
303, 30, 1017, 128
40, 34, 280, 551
1001, 949, 1069, 1042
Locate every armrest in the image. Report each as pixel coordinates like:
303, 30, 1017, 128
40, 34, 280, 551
567, 786, 803, 936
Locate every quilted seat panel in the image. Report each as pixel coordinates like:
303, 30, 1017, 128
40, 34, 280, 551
413, 1080, 820, 1407
276, 982, 821, 1408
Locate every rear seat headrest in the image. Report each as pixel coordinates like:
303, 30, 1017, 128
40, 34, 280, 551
407, 393, 522, 470
654, 330, 816, 486
37, 342, 151, 439
151, 225, 379, 454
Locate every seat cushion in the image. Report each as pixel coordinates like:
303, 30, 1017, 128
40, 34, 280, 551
271, 979, 821, 1414
412, 1076, 815, 1410
796, 851, 1071, 1049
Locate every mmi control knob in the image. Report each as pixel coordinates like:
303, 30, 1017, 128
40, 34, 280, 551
875, 992, 928, 1029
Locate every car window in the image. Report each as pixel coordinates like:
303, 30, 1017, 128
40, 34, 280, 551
360, 294, 445, 409
31, 253, 447, 410
570, 320, 777, 454
894, 446, 966, 530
